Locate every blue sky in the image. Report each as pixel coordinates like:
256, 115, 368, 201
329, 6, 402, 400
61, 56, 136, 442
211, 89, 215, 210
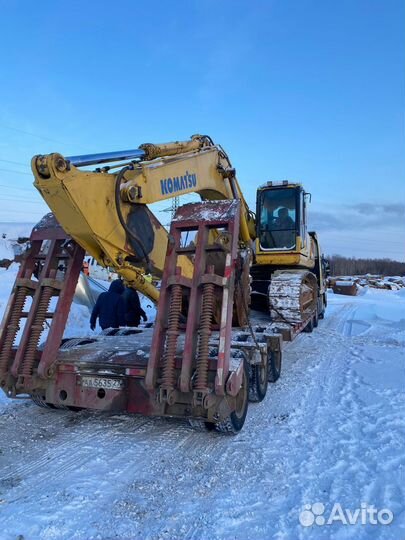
0, 0, 404, 259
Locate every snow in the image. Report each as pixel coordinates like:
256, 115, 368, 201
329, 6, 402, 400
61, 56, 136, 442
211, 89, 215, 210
173, 200, 239, 222
0, 265, 93, 342
0, 268, 404, 539
0, 238, 14, 261
335, 280, 355, 286
0, 223, 34, 261
0, 222, 34, 239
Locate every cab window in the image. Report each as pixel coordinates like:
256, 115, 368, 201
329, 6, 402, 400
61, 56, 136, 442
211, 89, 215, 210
259, 188, 296, 250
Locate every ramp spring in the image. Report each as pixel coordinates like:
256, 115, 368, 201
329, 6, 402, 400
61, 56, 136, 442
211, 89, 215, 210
194, 281, 215, 390
161, 284, 182, 390
0, 286, 29, 375
19, 286, 54, 376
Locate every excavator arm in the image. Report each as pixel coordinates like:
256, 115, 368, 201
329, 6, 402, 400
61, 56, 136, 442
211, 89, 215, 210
32, 135, 255, 302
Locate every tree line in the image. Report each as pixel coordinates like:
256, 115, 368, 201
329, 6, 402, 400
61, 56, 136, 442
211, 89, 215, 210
327, 255, 405, 277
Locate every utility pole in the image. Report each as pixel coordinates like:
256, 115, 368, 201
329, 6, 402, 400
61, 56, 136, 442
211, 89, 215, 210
171, 196, 179, 219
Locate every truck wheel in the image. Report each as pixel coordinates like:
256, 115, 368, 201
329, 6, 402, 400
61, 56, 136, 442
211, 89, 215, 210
249, 358, 269, 402
31, 395, 72, 411
188, 419, 216, 432
319, 293, 327, 319
303, 316, 314, 333
31, 394, 52, 409
313, 309, 319, 328
268, 350, 282, 382
216, 359, 249, 434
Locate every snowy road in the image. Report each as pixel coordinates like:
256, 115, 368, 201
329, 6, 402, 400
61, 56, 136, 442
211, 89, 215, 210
0, 289, 404, 540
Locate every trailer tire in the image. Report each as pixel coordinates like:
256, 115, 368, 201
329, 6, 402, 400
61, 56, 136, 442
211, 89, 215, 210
313, 309, 319, 328
188, 419, 216, 432
303, 316, 314, 333
31, 394, 53, 409
249, 358, 269, 402
31, 395, 73, 411
319, 293, 327, 319
268, 349, 282, 382
216, 358, 249, 434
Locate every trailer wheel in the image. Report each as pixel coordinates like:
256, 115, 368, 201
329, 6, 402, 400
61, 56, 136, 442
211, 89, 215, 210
188, 419, 216, 432
319, 293, 327, 319
313, 309, 319, 328
303, 316, 314, 333
216, 358, 249, 434
249, 357, 269, 402
31, 394, 52, 409
31, 395, 73, 411
268, 349, 282, 382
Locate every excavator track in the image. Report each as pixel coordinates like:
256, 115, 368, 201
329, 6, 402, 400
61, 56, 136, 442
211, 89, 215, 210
269, 271, 318, 324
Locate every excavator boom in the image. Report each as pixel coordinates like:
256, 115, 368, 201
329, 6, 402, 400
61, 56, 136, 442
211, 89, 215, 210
32, 135, 255, 303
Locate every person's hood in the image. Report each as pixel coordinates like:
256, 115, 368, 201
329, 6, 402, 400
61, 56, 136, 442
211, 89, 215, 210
108, 279, 125, 294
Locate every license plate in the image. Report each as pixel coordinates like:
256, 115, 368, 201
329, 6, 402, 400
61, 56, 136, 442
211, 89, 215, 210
79, 376, 124, 390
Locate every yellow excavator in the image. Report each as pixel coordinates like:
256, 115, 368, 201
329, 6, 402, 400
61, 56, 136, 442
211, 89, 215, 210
0, 135, 327, 433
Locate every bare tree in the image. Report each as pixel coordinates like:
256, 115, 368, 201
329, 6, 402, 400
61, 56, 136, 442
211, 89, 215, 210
327, 255, 405, 277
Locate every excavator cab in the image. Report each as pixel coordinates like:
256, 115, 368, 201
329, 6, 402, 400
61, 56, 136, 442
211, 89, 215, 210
252, 181, 325, 325
256, 182, 308, 253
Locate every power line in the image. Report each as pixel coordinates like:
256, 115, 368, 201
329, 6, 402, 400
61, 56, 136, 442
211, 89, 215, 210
0, 158, 31, 169
0, 198, 45, 205
0, 183, 36, 193
0, 199, 47, 208
0, 192, 44, 201
0, 210, 44, 217
0, 167, 32, 177
0, 122, 72, 146
0, 210, 44, 216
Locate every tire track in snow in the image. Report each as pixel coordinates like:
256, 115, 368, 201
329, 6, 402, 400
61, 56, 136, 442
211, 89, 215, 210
0, 297, 404, 540
292, 301, 405, 539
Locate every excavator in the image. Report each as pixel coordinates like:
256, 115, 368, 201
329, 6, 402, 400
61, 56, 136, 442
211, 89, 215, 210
0, 135, 327, 433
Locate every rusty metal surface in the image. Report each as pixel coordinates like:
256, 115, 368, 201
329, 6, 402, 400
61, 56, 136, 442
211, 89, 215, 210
0, 241, 41, 381
0, 217, 85, 396
179, 223, 209, 394
332, 283, 359, 296
37, 199, 250, 424
14, 309, 284, 422
172, 199, 241, 223
147, 199, 242, 408
31, 213, 69, 240
11, 239, 60, 379
37, 241, 85, 377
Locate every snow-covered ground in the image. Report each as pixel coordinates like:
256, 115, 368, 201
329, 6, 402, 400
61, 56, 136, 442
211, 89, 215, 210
0, 268, 404, 539
0, 223, 34, 262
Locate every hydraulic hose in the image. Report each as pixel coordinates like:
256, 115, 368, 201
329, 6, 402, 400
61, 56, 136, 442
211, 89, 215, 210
114, 165, 152, 273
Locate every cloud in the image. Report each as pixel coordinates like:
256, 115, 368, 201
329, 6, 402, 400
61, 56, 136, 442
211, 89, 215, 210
309, 211, 350, 231
349, 202, 405, 217
308, 200, 405, 260
309, 201, 405, 233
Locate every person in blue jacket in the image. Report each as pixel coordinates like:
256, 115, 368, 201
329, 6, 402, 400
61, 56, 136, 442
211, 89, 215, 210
123, 286, 148, 327
90, 279, 126, 331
